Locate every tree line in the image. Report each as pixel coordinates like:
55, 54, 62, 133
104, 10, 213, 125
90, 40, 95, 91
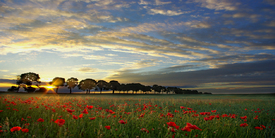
7, 72, 211, 94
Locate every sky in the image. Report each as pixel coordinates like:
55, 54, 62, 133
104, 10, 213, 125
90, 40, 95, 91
0, 0, 275, 94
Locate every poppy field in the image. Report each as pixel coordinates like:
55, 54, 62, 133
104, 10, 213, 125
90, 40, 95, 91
0, 93, 274, 138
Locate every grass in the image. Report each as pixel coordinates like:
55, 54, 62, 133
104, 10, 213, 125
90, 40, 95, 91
0, 93, 274, 138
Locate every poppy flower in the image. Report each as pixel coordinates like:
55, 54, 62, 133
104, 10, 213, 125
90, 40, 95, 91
79, 114, 83, 118
73, 115, 78, 119
0, 110, 3, 112
240, 116, 247, 120
105, 126, 111, 130
211, 110, 216, 113
167, 122, 177, 127
181, 126, 191, 132
82, 109, 88, 114
86, 105, 93, 109
10, 126, 21, 132
141, 128, 149, 133
66, 108, 75, 113
37, 118, 44, 122
21, 128, 29, 133
255, 126, 263, 130
118, 120, 127, 124
186, 123, 202, 131
89, 117, 96, 120
54, 119, 65, 127
240, 123, 248, 127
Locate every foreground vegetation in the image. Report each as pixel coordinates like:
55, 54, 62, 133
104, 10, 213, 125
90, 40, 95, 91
0, 93, 274, 138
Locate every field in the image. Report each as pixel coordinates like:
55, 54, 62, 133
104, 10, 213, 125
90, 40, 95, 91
0, 93, 274, 138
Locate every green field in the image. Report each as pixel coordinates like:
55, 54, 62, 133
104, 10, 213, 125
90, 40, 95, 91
0, 93, 274, 138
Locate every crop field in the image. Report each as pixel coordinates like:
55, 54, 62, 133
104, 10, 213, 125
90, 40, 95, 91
0, 93, 274, 138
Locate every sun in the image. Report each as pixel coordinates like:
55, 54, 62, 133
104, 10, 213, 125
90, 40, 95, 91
44, 85, 56, 90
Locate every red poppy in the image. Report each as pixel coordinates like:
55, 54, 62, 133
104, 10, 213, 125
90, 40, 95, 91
105, 126, 111, 130
54, 119, 65, 127
10, 126, 21, 132
167, 122, 177, 127
240, 116, 247, 119
118, 120, 127, 124
86, 105, 93, 109
89, 117, 96, 120
79, 114, 83, 118
66, 108, 75, 113
211, 110, 216, 113
141, 128, 149, 133
24, 123, 30, 126
181, 126, 191, 132
261, 125, 266, 129
0, 110, 3, 112
186, 123, 202, 131
73, 115, 78, 119
240, 123, 248, 127
21, 128, 29, 133
37, 118, 44, 122
255, 126, 263, 130
82, 109, 88, 114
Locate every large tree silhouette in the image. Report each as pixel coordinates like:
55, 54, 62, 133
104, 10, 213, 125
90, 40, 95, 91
109, 80, 120, 94
66, 77, 78, 94
50, 77, 65, 94
97, 80, 108, 94
16, 72, 41, 93
78, 79, 97, 94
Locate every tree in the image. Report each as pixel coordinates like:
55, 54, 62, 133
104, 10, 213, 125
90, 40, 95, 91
144, 86, 152, 94
152, 84, 162, 94
109, 80, 120, 94
50, 77, 65, 94
16, 72, 41, 93
78, 79, 97, 94
167, 87, 177, 94
66, 77, 78, 94
97, 80, 108, 94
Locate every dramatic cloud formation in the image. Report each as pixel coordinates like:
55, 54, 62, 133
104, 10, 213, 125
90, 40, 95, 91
0, 0, 274, 93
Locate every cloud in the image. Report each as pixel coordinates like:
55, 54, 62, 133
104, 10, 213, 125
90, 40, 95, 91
76, 67, 98, 73
0, 70, 9, 72
264, 0, 275, 5
265, 20, 275, 27
128, 59, 160, 69
149, 9, 187, 16
106, 60, 275, 88
139, 0, 150, 5
155, 0, 171, 5
193, 0, 240, 11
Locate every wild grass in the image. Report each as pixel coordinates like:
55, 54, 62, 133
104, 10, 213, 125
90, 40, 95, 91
0, 93, 274, 138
